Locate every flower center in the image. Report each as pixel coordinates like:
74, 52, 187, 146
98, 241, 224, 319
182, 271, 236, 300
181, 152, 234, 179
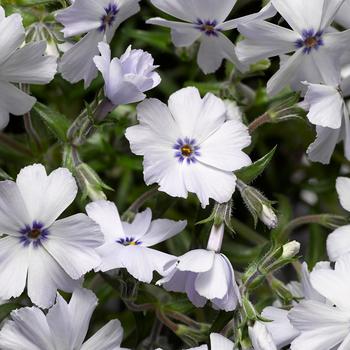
116, 237, 142, 246
19, 221, 49, 247
197, 19, 218, 36
295, 29, 324, 54
174, 138, 200, 164
100, 3, 118, 32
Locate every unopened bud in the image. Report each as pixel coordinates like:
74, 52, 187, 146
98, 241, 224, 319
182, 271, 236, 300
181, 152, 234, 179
282, 241, 300, 259
260, 205, 278, 229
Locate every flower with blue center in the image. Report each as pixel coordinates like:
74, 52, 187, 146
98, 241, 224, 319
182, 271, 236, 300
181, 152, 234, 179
236, 0, 350, 96
125, 87, 252, 208
147, 0, 276, 74
86, 201, 186, 283
0, 164, 103, 309
56, 0, 140, 87
0, 288, 130, 350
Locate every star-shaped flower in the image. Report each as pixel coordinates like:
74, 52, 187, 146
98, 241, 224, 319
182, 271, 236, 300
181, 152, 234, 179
125, 87, 251, 208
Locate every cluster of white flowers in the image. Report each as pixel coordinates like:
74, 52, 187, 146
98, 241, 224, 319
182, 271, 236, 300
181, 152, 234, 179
2, 0, 350, 349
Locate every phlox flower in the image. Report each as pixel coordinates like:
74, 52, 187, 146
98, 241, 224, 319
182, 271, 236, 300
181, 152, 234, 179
93, 42, 161, 106
147, 0, 276, 74
327, 176, 350, 261
0, 164, 103, 308
236, 0, 350, 95
157, 248, 240, 312
125, 87, 251, 208
0, 6, 57, 129
0, 288, 129, 350
86, 200, 186, 283
156, 332, 236, 350
289, 254, 350, 349
249, 321, 277, 350
56, 0, 140, 87
261, 262, 328, 349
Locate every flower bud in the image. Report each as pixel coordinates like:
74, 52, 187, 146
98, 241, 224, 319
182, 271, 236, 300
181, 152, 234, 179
282, 240, 300, 259
260, 205, 278, 229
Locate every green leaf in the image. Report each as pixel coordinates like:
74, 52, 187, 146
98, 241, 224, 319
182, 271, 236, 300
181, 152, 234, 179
235, 146, 277, 184
0, 168, 13, 180
33, 102, 70, 142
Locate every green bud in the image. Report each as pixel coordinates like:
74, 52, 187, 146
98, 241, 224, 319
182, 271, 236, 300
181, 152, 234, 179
175, 324, 209, 347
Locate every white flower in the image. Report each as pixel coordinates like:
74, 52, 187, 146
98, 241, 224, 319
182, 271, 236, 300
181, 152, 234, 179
261, 262, 327, 349
157, 249, 241, 312
289, 254, 350, 350
93, 42, 161, 106
125, 87, 251, 208
56, 0, 140, 87
147, 0, 275, 74
0, 6, 57, 130
86, 200, 186, 283
236, 0, 350, 95
249, 321, 277, 350
0, 288, 129, 350
0, 164, 103, 308
327, 177, 350, 261
302, 83, 350, 164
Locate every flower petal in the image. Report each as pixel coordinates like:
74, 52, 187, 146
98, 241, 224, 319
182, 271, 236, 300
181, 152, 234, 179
81, 319, 125, 350
43, 214, 103, 280
16, 165, 78, 226
304, 83, 343, 129
149, 0, 198, 22
140, 218, 187, 247
199, 120, 251, 171
27, 246, 81, 309
236, 21, 299, 64
0, 41, 57, 84
0, 236, 30, 300
59, 30, 103, 88
0, 307, 55, 350
86, 200, 124, 242
96, 242, 126, 272
177, 249, 215, 272
122, 208, 152, 241
336, 177, 350, 212
183, 161, 236, 208
210, 333, 235, 350
327, 225, 350, 261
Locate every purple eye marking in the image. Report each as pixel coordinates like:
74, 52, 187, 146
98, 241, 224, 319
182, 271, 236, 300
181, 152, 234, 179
173, 137, 201, 164
99, 3, 119, 32
19, 221, 49, 248
196, 19, 219, 36
295, 29, 324, 54
116, 237, 142, 246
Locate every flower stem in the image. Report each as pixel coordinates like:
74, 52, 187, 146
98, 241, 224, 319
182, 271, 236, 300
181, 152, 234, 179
156, 309, 179, 333
248, 113, 270, 133
23, 112, 42, 151
125, 186, 159, 214
0, 132, 33, 158
230, 217, 268, 245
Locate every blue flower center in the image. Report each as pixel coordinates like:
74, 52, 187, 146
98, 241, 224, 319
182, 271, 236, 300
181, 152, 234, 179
19, 221, 49, 247
196, 19, 219, 36
116, 237, 142, 246
173, 138, 201, 164
100, 3, 118, 32
295, 29, 324, 54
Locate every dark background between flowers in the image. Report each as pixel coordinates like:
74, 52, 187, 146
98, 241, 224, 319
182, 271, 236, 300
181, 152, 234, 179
0, 0, 347, 348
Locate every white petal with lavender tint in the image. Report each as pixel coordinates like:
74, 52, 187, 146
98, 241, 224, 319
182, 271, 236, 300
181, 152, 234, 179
210, 333, 235, 350
303, 83, 343, 129
59, 30, 103, 87
327, 225, 350, 261
140, 218, 187, 247
335, 0, 350, 28
96, 242, 126, 272
0, 81, 36, 130
236, 21, 299, 64
43, 214, 102, 280
0, 41, 56, 84
177, 249, 215, 272
0, 307, 55, 350
27, 246, 80, 309
336, 176, 350, 212
16, 164, 77, 226
55, 0, 105, 37
0, 236, 30, 300
122, 208, 152, 242
249, 321, 277, 350
86, 200, 124, 242
0, 13, 24, 64
81, 319, 126, 350
149, 0, 198, 22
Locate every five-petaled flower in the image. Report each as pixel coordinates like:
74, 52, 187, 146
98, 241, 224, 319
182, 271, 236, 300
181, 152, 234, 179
86, 200, 186, 283
0, 164, 103, 308
125, 87, 252, 208
56, 0, 140, 87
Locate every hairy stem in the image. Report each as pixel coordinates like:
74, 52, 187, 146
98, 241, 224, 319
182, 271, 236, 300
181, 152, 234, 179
0, 132, 33, 157
248, 113, 270, 133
